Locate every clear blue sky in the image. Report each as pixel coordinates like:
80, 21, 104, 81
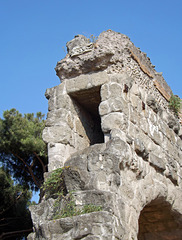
0, 0, 182, 119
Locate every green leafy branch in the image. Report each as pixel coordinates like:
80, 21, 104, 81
169, 94, 182, 116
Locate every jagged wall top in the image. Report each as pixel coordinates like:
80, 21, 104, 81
55, 30, 172, 99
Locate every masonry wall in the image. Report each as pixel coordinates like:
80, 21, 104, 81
43, 71, 182, 187
29, 31, 182, 240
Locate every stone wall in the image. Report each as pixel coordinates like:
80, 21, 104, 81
28, 30, 182, 240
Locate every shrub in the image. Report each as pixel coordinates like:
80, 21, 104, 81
89, 34, 98, 43
53, 198, 102, 220
42, 168, 67, 199
169, 94, 181, 116
42, 167, 102, 220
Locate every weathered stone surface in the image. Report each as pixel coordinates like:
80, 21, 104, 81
66, 35, 92, 57
167, 114, 180, 134
29, 30, 182, 240
149, 153, 166, 172
134, 138, 148, 159
146, 95, 161, 113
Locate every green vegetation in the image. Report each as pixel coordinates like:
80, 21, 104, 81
0, 108, 47, 238
89, 34, 98, 43
0, 108, 47, 192
169, 94, 181, 116
0, 167, 32, 239
42, 167, 67, 199
43, 168, 102, 220
53, 196, 102, 220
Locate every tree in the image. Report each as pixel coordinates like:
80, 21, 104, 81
0, 167, 32, 239
0, 109, 48, 192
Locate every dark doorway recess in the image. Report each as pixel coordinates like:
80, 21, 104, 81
138, 197, 182, 240
69, 86, 104, 145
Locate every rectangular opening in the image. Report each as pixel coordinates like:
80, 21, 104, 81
69, 86, 104, 145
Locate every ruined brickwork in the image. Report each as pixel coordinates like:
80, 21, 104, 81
28, 30, 182, 240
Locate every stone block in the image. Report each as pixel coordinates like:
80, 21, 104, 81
43, 125, 71, 144
56, 94, 71, 110
130, 94, 142, 111
100, 83, 109, 101
108, 82, 123, 98
101, 112, 127, 133
146, 95, 161, 113
130, 83, 141, 97
66, 78, 76, 93
149, 153, 166, 172
45, 86, 56, 100
134, 138, 148, 159
99, 97, 128, 116
90, 71, 109, 87
48, 96, 56, 111
99, 101, 110, 116
109, 97, 129, 115
45, 108, 69, 127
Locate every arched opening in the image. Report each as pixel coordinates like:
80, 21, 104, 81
138, 197, 182, 240
69, 86, 104, 145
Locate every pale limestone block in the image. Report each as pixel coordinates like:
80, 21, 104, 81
104, 133, 111, 142
75, 74, 89, 90
129, 106, 140, 125
65, 78, 76, 93
152, 129, 164, 146
43, 124, 71, 144
66, 113, 74, 129
48, 155, 64, 170
139, 116, 149, 135
45, 86, 56, 100
148, 108, 157, 124
48, 143, 76, 170
45, 108, 68, 127
56, 82, 66, 96
48, 96, 56, 111
130, 83, 141, 97
109, 97, 129, 115
56, 93, 72, 110
90, 71, 109, 87
96, 172, 109, 191
75, 118, 88, 139
153, 177, 168, 199
74, 133, 90, 150
165, 126, 176, 143
101, 83, 110, 101
149, 153, 166, 171
129, 94, 141, 110
110, 129, 126, 142
109, 83, 123, 98
101, 112, 127, 133
99, 101, 110, 116
127, 122, 139, 139
128, 207, 138, 232
110, 73, 133, 87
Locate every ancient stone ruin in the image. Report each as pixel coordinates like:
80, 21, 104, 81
28, 30, 182, 240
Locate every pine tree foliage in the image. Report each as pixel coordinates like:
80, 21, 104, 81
0, 167, 32, 239
0, 108, 48, 191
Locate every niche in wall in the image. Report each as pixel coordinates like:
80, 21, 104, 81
69, 86, 104, 145
138, 197, 182, 240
